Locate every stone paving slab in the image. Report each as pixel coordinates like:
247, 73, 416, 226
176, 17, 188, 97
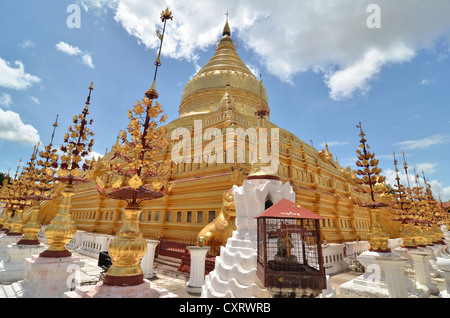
0, 246, 447, 298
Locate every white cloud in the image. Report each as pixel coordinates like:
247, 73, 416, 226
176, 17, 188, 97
420, 78, 437, 86
0, 92, 13, 108
428, 179, 450, 202
55, 41, 95, 68
80, 0, 450, 100
30, 96, 40, 104
246, 63, 260, 78
385, 168, 416, 189
319, 141, 349, 148
0, 58, 41, 90
85, 151, 103, 161
416, 162, 438, 175
56, 41, 82, 55
436, 53, 448, 62
0, 107, 40, 146
394, 134, 450, 150
325, 45, 415, 100
20, 39, 34, 49
81, 54, 94, 68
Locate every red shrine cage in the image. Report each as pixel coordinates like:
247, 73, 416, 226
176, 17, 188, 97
256, 198, 326, 292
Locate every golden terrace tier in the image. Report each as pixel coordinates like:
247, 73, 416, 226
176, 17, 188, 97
33, 21, 400, 254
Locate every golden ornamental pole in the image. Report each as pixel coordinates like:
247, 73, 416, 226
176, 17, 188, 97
0, 176, 10, 229
96, 8, 172, 287
20, 115, 60, 245
3, 164, 21, 234
7, 157, 32, 237
402, 154, 427, 247
354, 122, 390, 252
392, 152, 416, 248
40, 84, 95, 258
9, 145, 38, 240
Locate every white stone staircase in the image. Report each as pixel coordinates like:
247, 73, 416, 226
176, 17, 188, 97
0, 282, 23, 298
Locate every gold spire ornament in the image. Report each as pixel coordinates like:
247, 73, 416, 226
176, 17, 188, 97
401, 153, 427, 247
421, 171, 445, 244
0, 167, 18, 234
7, 146, 41, 237
94, 9, 172, 287
354, 122, 390, 252
392, 152, 416, 248
40, 84, 95, 258
0, 172, 12, 230
247, 74, 279, 180
19, 115, 60, 245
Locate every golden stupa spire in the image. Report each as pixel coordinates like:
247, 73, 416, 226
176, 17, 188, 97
223, 11, 231, 36
180, 16, 268, 118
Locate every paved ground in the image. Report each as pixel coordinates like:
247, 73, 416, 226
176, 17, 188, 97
71, 250, 448, 298
0, 247, 447, 298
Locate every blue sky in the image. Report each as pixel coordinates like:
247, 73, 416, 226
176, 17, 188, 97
1, 0, 450, 201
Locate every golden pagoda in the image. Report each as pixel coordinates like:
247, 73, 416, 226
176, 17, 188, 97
30, 19, 400, 256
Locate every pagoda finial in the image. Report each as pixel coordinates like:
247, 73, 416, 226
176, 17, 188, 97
223, 12, 231, 36
255, 74, 269, 118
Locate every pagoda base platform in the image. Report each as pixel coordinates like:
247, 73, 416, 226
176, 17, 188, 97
201, 233, 269, 298
0, 235, 23, 261
338, 250, 429, 298
436, 252, 450, 298
0, 243, 46, 283
202, 178, 294, 298
65, 279, 177, 298
0, 254, 85, 298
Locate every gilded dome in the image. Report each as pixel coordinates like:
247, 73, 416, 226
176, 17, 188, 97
179, 22, 269, 118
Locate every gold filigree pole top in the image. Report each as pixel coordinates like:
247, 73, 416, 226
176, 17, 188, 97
96, 7, 172, 205
354, 122, 386, 207
147, 7, 173, 100
56, 83, 95, 184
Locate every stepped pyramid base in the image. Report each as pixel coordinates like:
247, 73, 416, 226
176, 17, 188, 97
201, 232, 269, 298
0, 244, 46, 283
202, 178, 295, 298
0, 236, 23, 261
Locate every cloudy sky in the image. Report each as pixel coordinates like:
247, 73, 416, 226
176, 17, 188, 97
1, 0, 450, 200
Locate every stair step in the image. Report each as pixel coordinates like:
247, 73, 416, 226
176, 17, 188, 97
0, 284, 18, 298
11, 282, 23, 297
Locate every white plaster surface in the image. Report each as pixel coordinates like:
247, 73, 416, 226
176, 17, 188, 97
202, 178, 294, 298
